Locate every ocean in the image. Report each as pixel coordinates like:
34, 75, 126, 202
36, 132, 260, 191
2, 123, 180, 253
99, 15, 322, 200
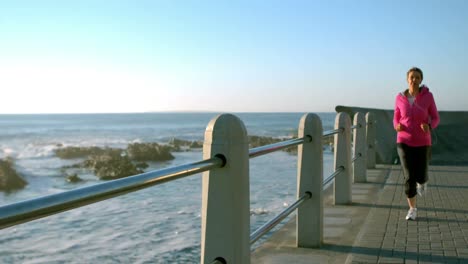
0, 112, 336, 263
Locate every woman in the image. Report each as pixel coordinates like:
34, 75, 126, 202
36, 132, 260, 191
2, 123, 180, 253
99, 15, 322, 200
393, 67, 440, 221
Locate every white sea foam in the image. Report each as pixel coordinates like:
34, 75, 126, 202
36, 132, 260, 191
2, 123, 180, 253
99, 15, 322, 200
250, 208, 270, 215
0, 147, 16, 159
2, 147, 14, 155
1, 141, 62, 160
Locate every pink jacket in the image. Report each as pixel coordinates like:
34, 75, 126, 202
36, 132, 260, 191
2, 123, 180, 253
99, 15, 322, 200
393, 85, 440, 146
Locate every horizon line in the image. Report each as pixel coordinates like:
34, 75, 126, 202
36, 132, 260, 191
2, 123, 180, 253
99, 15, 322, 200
0, 110, 339, 115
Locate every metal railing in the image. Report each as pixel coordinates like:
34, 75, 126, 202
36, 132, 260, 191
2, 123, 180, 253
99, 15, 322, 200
323, 128, 344, 138
0, 157, 224, 229
0, 111, 376, 264
250, 191, 312, 245
323, 166, 345, 187
247, 114, 367, 247
249, 136, 311, 158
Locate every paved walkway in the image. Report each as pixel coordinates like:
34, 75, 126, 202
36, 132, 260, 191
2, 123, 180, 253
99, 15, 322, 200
251, 165, 468, 263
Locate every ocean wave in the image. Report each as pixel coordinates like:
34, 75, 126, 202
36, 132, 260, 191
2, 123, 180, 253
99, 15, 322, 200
250, 208, 270, 215
22, 143, 59, 159
1, 138, 149, 160
0, 147, 15, 159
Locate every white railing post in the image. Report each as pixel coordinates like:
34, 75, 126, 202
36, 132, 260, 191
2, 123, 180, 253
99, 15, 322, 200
296, 113, 323, 248
366, 112, 376, 169
201, 114, 250, 264
353, 112, 367, 183
334, 112, 352, 205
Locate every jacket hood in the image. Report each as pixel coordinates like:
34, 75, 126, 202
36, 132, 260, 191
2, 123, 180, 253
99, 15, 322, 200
400, 84, 430, 97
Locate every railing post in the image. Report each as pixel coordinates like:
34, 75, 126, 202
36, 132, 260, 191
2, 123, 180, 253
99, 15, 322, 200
353, 112, 367, 183
296, 113, 323, 248
334, 112, 352, 205
201, 114, 250, 264
366, 112, 376, 169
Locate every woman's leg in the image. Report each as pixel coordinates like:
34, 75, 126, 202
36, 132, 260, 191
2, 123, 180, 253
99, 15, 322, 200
397, 144, 418, 200
398, 144, 418, 220
415, 146, 431, 185
407, 196, 416, 209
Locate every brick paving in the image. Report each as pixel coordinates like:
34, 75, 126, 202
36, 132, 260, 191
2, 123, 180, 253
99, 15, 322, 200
348, 165, 468, 264
252, 165, 468, 263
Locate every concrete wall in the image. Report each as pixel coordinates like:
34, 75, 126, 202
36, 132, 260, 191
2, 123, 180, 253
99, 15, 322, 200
336, 105, 468, 165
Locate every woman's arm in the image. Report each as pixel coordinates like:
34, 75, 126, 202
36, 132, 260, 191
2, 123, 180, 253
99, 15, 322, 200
428, 93, 440, 129
393, 97, 402, 131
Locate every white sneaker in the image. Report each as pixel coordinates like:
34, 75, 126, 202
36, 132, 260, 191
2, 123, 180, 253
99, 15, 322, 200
417, 183, 427, 196
406, 208, 417, 220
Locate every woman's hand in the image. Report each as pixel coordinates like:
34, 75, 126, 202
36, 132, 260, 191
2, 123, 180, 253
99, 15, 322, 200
421, 123, 431, 133
396, 123, 403, 132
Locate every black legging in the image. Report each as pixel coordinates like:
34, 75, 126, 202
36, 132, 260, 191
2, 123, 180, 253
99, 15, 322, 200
397, 143, 432, 198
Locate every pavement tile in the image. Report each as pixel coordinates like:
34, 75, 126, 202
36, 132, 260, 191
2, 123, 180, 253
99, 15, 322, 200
457, 248, 468, 254
377, 257, 403, 263
252, 166, 468, 264
443, 250, 458, 257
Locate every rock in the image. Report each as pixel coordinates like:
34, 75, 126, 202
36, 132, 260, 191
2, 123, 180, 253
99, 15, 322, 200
168, 137, 191, 147
248, 135, 298, 153
0, 158, 27, 192
66, 174, 83, 183
168, 138, 203, 151
135, 162, 149, 170
189, 141, 203, 149
248, 135, 282, 148
127, 142, 174, 161
57, 143, 173, 180
55, 146, 123, 159
82, 153, 143, 180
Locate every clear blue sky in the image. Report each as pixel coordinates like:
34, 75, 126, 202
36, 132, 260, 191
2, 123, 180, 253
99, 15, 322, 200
1, 0, 467, 114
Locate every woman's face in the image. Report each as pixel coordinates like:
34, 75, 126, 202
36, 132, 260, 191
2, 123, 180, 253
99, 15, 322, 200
407, 71, 422, 89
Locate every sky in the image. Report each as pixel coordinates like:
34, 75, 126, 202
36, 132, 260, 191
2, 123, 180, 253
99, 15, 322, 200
1, 0, 467, 114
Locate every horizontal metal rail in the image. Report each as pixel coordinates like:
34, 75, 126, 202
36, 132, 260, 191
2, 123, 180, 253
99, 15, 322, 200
352, 153, 361, 162
323, 127, 344, 138
249, 192, 312, 245
249, 136, 310, 159
248, 125, 347, 159
322, 166, 345, 187
0, 156, 224, 230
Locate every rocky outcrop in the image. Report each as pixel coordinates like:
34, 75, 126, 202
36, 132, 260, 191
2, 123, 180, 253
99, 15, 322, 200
55, 146, 122, 159
66, 173, 83, 183
249, 135, 283, 148
126, 142, 175, 161
56, 144, 173, 181
82, 153, 143, 180
56, 144, 174, 162
0, 158, 27, 191
135, 162, 149, 170
168, 138, 203, 151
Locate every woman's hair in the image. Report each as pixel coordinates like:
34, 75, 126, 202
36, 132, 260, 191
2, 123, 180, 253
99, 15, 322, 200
407, 67, 423, 80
